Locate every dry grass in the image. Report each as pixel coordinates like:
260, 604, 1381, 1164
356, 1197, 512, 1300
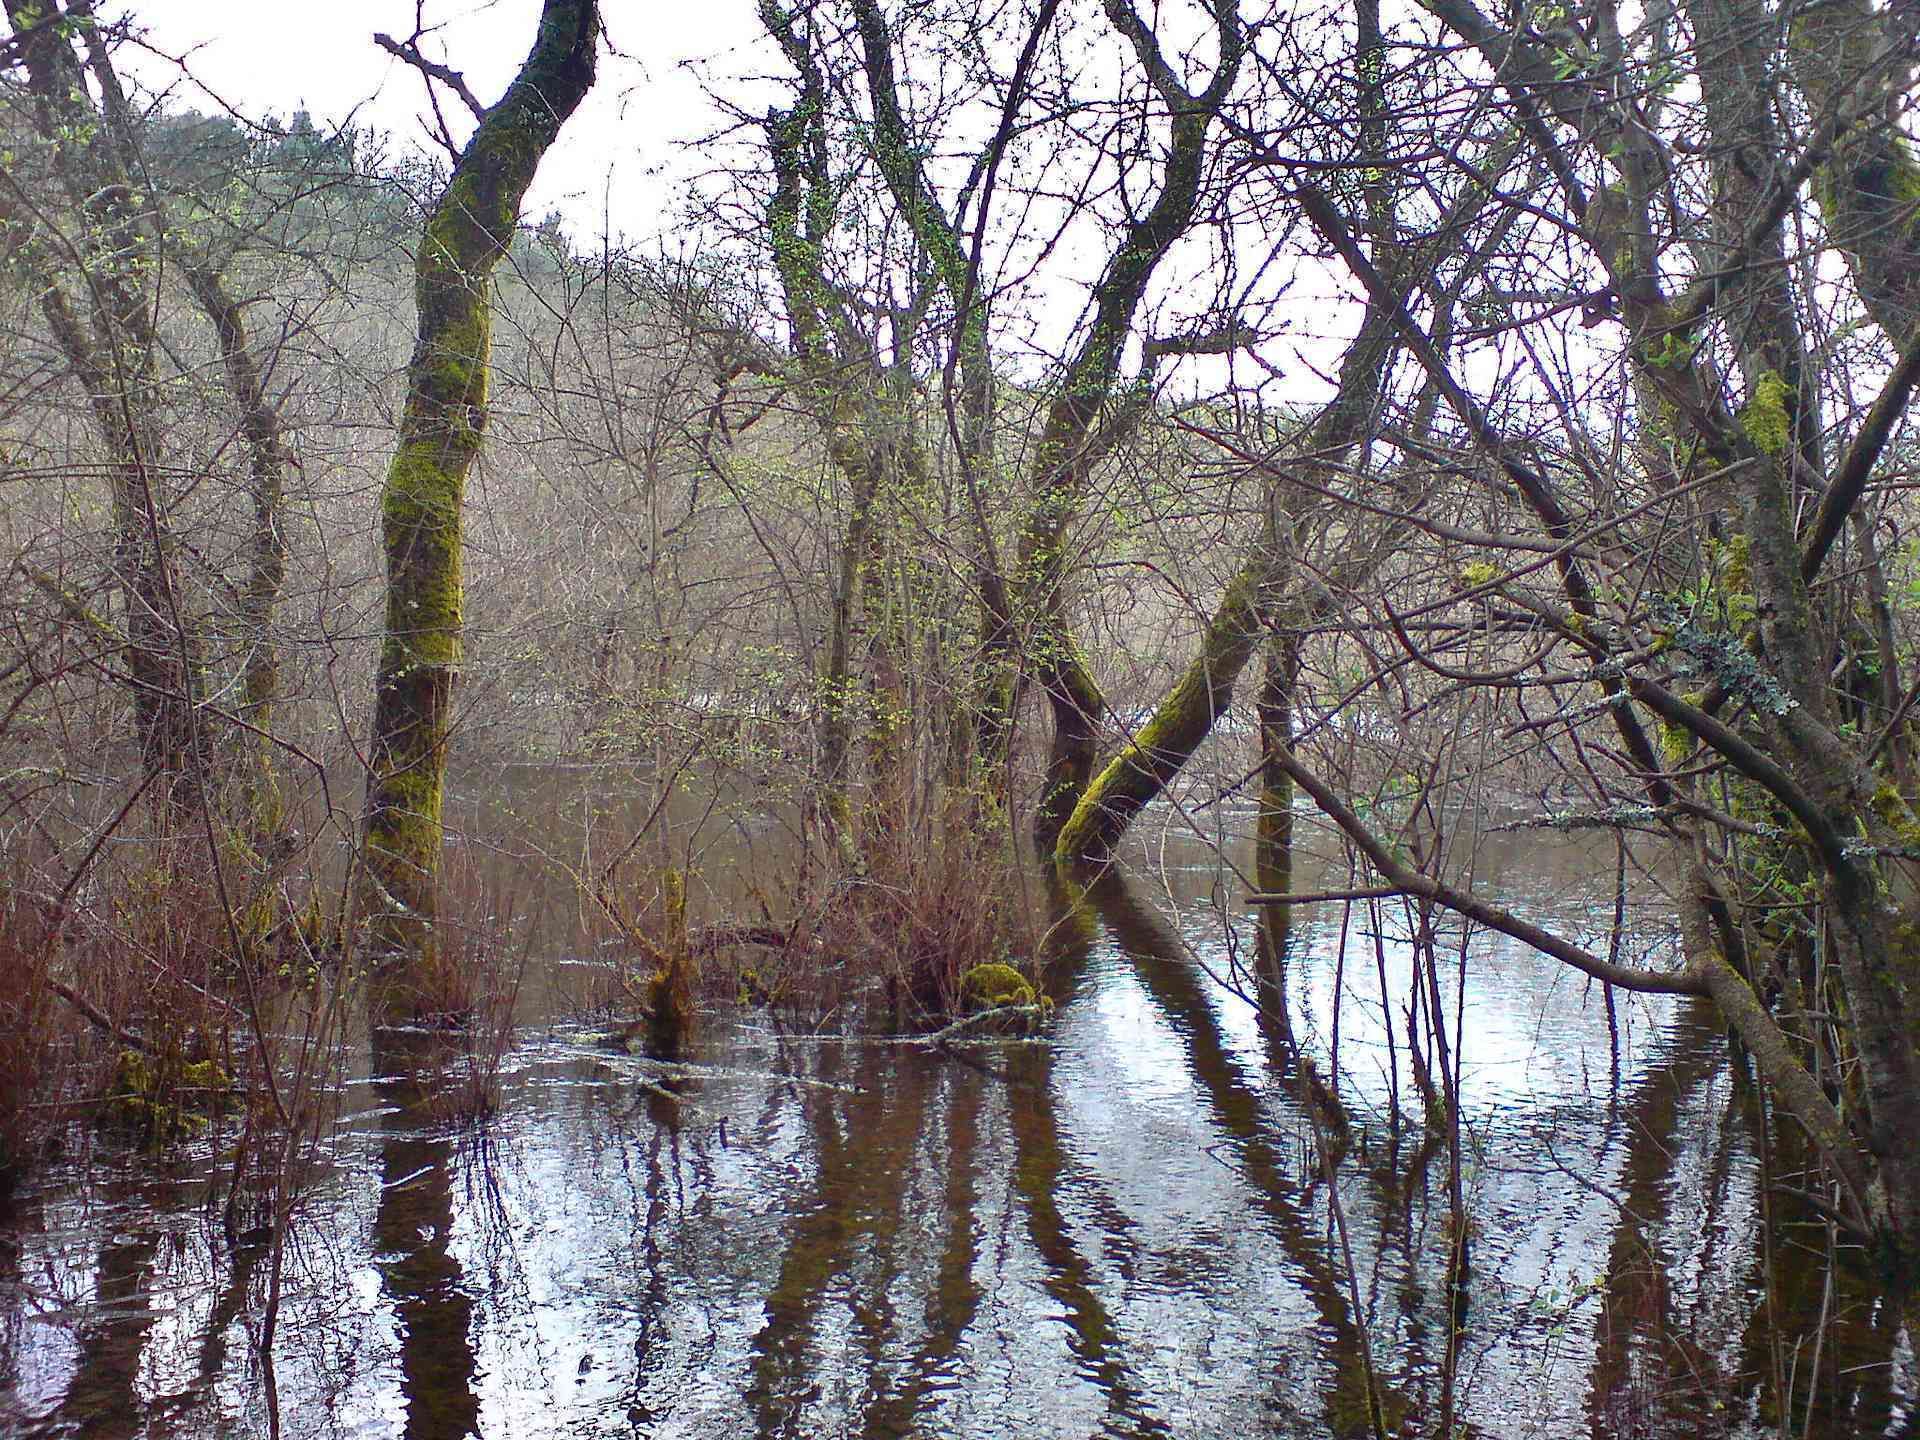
402, 855, 541, 1123
0, 826, 346, 1193
576, 782, 1041, 1037
818, 788, 1037, 1022
0, 871, 78, 1198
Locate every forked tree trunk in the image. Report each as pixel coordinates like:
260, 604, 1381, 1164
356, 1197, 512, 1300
1053, 555, 1273, 863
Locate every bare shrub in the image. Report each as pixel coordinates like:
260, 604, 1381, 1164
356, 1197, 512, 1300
0, 870, 77, 1196
816, 790, 1039, 1024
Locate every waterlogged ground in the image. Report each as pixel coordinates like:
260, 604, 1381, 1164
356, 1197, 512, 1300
2, 805, 1916, 1438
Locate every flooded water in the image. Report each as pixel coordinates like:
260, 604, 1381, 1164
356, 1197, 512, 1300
1, 779, 1915, 1438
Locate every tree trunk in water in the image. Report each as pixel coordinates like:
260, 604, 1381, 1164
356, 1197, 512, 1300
1053, 556, 1270, 863
1034, 644, 1107, 850
1002, 22, 1246, 826
1694, 0, 1920, 1256
360, 0, 599, 1020
806, 408, 915, 856
1254, 632, 1302, 979
1046, 288, 1403, 864
646, 869, 695, 1060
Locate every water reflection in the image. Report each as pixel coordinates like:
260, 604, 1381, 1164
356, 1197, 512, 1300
370, 1033, 480, 1440
3, 808, 1915, 1438
1079, 872, 1416, 1437
40, 1191, 160, 1439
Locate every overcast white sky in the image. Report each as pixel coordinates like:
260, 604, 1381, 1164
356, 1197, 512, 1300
116, 1, 769, 245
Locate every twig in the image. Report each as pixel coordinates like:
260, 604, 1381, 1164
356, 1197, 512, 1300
919, 1004, 1048, 1047
373, 32, 488, 123
45, 974, 151, 1053
1247, 885, 1403, 906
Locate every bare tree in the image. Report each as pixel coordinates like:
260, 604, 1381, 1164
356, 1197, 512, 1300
1245, 0, 1920, 1259
1, 0, 208, 813
710, 0, 1253, 846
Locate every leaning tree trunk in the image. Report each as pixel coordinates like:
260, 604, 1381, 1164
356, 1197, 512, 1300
1001, 12, 1246, 846
1054, 554, 1273, 864
360, 0, 599, 1018
1051, 280, 1406, 865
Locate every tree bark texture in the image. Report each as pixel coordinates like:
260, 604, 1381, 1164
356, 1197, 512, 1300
361, 0, 599, 1011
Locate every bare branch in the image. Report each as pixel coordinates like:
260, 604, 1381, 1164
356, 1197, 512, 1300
374, 30, 488, 124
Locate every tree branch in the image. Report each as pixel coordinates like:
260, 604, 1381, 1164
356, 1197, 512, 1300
1801, 325, 1920, 584
374, 31, 488, 123
1262, 743, 1706, 995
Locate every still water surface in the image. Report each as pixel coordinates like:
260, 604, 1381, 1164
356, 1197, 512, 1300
1, 784, 1914, 1438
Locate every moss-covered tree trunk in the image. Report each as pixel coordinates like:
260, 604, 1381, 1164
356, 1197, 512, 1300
1679, 0, 1920, 1250
850, 0, 1011, 788
761, 11, 939, 846
360, 0, 598, 1015
1052, 263, 1406, 863
1369, 0, 1920, 1256
1785, 0, 1920, 343
1054, 556, 1272, 863
812, 419, 915, 841
815, 437, 880, 827
1037, 0, 1420, 854
1003, 11, 1246, 847
1051, 0, 1514, 870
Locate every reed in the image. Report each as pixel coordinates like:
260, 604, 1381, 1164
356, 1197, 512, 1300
817, 787, 1040, 1024
408, 855, 541, 1123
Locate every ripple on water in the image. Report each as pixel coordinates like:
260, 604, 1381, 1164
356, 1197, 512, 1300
0, 826, 1907, 1439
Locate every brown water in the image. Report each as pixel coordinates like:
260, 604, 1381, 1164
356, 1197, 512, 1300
1, 776, 1914, 1438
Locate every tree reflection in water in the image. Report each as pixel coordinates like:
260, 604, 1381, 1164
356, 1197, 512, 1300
370, 1031, 480, 1440
2, 844, 1915, 1438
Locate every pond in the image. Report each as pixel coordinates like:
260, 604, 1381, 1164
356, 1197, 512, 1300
0, 776, 1911, 1438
